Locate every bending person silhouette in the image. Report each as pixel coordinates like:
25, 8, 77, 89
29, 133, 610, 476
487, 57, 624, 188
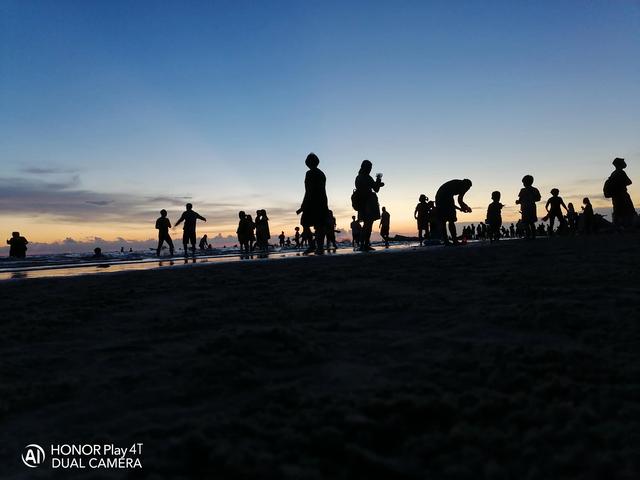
296, 153, 328, 255
175, 203, 206, 256
435, 179, 472, 246
516, 175, 541, 239
155, 209, 174, 256
380, 206, 390, 247
199, 234, 209, 251
7, 232, 28, 258
353, 160, 385, 251
604, 157, 637, 229
544, 188, 567, 235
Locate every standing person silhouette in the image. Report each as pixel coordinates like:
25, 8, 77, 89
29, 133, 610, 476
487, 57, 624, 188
414, 194, 430, 245
604, 157, 636, 229
255, 210, 271, 250
325, 210, 337, 249
6, 232, 28, 258
155, 209, 174, 256
236, 211, 251, 254
278, 231, 286, 247
516, 175, 541, 239
435, 179, 472, 246
566, 203, 578, 234
175, 203, 206, 256
245, 214, 256, 251
545, 188, 568, 235
350, 216, 361, 249
296, 153, 328, 255
294, 226, 301, 248
486, 191, 503, 242
380, 206, 390, 247
354, 160, 384, 251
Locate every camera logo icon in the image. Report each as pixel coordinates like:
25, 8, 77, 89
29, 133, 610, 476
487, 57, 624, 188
22, 444, 46, 468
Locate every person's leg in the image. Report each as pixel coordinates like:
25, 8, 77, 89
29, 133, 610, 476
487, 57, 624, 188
315, 226, 325, 253
303, 226, 315, 253
190, 232, 196, 255
157, 236, 163, 256
448, 222, 458, 245
167, 236, 174, 255
441, 220, 449, 244
549, 216, 555, 236
182, 232, 189, 255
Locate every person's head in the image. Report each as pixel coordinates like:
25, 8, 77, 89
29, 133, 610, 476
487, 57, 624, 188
419, 194, 427, 202
239, 210, 246, 219
462, 179, 472, 191
568, 202, 575, 211
550, 188, 559, 196
491, 191, 501, 202
583, 197, 591, 205
305, 153, 320, 169
186, 203, 193, 210
160, 209, 167, 217
93, 247, 102, 256
295, 226, 299, 231
382, 206, 386, 212
203, 234, 207, 239
522, 175, 534, 187
281, 231, 284, 234
352, 215, 356, 221
359, 160, 372, 175
12, 231, 19, 238
612, 157, 626, 169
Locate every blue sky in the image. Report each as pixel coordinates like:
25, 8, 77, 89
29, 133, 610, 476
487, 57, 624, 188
1, 0, 639, 247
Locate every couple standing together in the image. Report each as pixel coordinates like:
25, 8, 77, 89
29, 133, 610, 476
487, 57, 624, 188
297, 153, 384, 254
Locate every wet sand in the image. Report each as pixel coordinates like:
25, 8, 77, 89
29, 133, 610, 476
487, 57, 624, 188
1, 235, 639, 479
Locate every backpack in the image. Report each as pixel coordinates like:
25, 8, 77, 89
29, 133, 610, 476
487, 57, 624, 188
351, 189, 364, 211
603, 178, 614, 198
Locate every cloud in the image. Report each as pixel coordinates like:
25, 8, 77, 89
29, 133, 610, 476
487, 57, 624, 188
85, 200, 114, 206
20, 167, 80, 175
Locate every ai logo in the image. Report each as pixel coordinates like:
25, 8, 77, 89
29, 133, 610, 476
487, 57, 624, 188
22, 444, 46, 468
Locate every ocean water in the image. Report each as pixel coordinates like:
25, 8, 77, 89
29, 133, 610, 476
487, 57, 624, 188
0, 242, 426, 281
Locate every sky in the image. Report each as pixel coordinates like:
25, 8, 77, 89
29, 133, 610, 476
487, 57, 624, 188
1, 0, 639, 252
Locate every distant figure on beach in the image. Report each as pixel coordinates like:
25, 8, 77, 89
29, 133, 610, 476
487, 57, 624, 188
93, 247, 103, 258
199, 234, 209, 251
294, 226, 301, 248
353, 160, 385, 251
6, 231, 28, 258
435, 179, 472, 246
120, 246, 124, 253
414, 194, 430, 245
604, 157, 636, 229
155, 209, 174, 256
566, 202, 578, 234
296, 153, 329, 255
380, 206, 390, 247
255, 210, 271, 250
246, 214, 256, 250
486, 191, 503, 242
509, 223, 516, 238
285, 237, 291, 247
544, 188, 568, 235
325, 210, 337, 249
516, 175, 541, 239
350, 215, 361, 249
582, 197, 594, 234
236, 211, 251, 254
175, 203, 206, 256
278, 231, 285, 247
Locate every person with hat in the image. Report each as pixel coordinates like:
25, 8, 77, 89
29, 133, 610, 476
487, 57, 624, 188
604, 157, 637, 229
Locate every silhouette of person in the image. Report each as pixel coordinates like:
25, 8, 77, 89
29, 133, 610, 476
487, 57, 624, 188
255, 209, 271, 250
7, 231, 28, 258
325, 210, 337, 249
509, 223, 516, 238
155, 209, 175, 256
604, 157, 637, 229
294, 226, 301, 248
486, 191, 503, 242
582, 197, 594, 234
236, 211, 252, 254
380, 206, 390, 247
278, 231, 286, 247
354, 160, 385, 251
350, 215, 362, 249
566, 202, 578, 234
285, 237, 291, 247
435, 179, 472, 246
246, 214, 256, 250
199, 234, 209, 251
93, 247, 104, 258
175, 203, 206, 256
516, 175, 541, 239
545, 188, 568, 235
296, 153, 329, 255
414, 194, 430, 245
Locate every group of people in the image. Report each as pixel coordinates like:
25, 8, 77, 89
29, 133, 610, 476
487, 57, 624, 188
5, 157, 636, 259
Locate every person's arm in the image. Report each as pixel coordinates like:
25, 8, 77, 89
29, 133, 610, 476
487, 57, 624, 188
560, 199, 568, 211
175, 214, 184, 227
545, 199, 551, 212
414, 205, 419, 219
458, 193, 472, 213
196, 213, 207, 222
372, 176, 384, 193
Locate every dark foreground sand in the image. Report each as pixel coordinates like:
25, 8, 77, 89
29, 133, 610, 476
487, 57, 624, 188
1, 235, 639, 479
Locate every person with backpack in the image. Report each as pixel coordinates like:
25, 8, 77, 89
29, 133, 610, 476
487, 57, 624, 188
604, 157, 636, 229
